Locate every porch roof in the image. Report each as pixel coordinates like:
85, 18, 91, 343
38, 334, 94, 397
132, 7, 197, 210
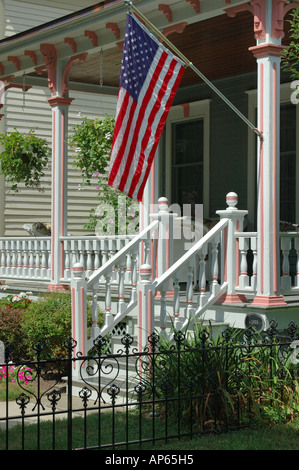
0, 0, 269, 95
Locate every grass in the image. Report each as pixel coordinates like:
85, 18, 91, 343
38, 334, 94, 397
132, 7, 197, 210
1, 407, 299, 451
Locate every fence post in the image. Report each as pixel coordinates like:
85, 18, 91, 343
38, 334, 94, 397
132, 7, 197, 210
137, 264, 155, 352
216, 192, 248, 303
71, 262, 87, 379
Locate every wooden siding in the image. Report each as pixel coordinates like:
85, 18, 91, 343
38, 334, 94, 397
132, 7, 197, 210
2, 1, 117, 236
4, 86, 117, 237
4, 0, 97, 36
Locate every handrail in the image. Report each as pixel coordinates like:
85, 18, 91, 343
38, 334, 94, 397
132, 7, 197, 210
154, 217, 229, 291
86, 219, 159, 287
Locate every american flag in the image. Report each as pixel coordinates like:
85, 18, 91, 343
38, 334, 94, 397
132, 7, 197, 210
108, 13, 185, 202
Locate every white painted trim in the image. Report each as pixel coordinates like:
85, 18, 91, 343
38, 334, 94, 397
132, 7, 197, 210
162, 99, 210, 218
246, 83, 299, 227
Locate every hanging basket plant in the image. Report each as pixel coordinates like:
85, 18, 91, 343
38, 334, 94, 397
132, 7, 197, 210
0, 129, 51, 192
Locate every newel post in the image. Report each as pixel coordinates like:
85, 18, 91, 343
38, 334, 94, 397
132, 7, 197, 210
216, 192, 248, 304
71, 263, 87, 377
151, 197, 177, 287
137, 264, 155, 351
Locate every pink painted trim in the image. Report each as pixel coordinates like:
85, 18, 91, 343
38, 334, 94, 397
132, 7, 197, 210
51, 110, 56, 281
148, 289, 152, 335
251, 295, 287, 307
223, 226, 228, 282
223, 293, 247, 304
81, 286, 85, 357
273, 62, 278, 294
260, 62, 264, 294
71, 287, 76, 364
249, 44, 286, 58
138, 290, 142, 352
236, 220, 240, 286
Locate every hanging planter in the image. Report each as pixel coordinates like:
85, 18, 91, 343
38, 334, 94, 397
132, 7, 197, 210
0, 129, 51, 192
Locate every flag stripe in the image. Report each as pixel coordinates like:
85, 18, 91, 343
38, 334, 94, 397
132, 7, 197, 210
108, 13, 185, 202
118, 50, 169, 192
135, 64, 185, 201
127, 57, 179, 197
120, 51, 178, 194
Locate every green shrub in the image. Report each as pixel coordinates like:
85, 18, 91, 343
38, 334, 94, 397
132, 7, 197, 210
21, 292, 103, 359
0, 307, 28, 360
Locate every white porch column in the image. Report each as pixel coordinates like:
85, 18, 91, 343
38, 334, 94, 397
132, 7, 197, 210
47, 94, 73, 290
248, 0, 292, 306
39, 46, 74, 290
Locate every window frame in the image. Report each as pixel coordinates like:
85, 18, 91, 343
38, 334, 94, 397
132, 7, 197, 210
161, 99, 210, 218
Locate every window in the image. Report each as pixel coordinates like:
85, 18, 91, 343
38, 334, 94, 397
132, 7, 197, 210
161, 100, 210, 218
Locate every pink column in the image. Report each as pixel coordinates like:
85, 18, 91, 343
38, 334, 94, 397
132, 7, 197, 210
47, 96, 73, 290
249, 0, 289, 306
38, 44, 77, 290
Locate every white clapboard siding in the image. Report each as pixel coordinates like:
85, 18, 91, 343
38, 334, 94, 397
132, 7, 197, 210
4, 0, 97, 37
4, 85, 117, 236
2, 1, 118, 236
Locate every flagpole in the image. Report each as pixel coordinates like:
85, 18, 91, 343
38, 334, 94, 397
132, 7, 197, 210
124, 0, 263, 140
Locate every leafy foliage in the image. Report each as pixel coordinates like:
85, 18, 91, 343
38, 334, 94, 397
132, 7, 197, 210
0, 129, 50, 192
282, 8, 299, 98
69, 115, 139, 234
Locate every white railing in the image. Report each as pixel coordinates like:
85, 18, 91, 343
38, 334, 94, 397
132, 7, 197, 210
153, 217, 229, 336
280, 232, 299, 293
71, 218, 160, 367
0, 237, 51, 280
61, 235, 135, 281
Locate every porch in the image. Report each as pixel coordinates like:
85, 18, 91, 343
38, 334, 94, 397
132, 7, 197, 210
1, 193, 299, 358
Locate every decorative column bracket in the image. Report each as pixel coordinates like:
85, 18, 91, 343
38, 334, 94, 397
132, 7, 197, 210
225, 0, 299, 40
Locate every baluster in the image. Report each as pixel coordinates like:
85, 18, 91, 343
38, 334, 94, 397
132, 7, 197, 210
0, 240, 6, 276
78, 240, 85, 270
34, 240, 41, 278
125, 252, 132, 284
71, 240, 78, 268
185, 260, 194, 319
22, 240, 29, 277
6, 241, 11, 277
198, 250, 207, 307
90, 281, 101, 340
173, 276, 181, 330
251, 237, 257, 291
159, 287, 167, 335
238, 237, 249, 289
109, 239, 117, 282
40, 240, 48, 278
281, 237, 291, 291
28, 240, 35, 278
118, 260, 126, 313
104, 272, 113, 329
131, 251, 138, 302
10, 240, 17, 276
16, 240, 23, 277
210, 237, 220, 295
64, 240, 71, 280
47, 239, 51, 279
93, 239, 100, 272
85, 240, 93, 278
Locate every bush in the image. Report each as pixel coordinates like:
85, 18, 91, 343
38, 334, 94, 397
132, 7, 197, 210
0, 306, 28, 360
20, 292, 103, 359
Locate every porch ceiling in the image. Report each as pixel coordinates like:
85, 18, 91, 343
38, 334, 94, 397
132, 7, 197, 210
0, 0, 293, 94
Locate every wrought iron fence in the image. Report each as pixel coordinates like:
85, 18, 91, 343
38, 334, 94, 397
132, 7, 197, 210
0, 320, 299, 450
